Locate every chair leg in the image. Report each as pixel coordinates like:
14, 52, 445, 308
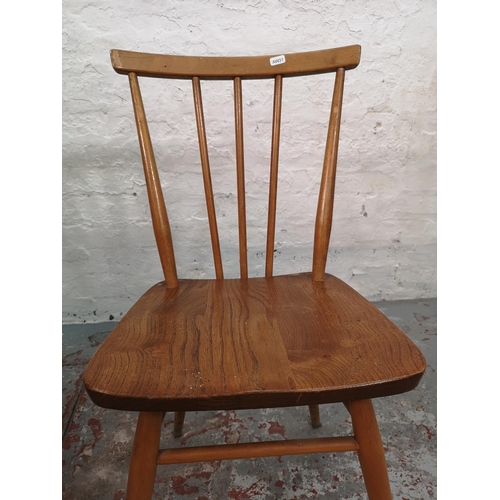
308, 404, 322, 428
173, 411, 186, 437
348, 399, 392, 500
126, 411, 164, 500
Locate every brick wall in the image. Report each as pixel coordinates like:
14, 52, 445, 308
62, 0, 436, 323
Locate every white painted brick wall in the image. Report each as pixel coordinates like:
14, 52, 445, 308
63, 0, 436, 324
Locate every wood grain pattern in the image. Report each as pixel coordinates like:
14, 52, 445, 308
111, 45, 361, 80
84, 273, 426, 412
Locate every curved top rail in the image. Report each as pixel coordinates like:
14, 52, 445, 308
110, 45, 361, 80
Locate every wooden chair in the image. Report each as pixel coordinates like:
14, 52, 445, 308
84, 45, 426, 500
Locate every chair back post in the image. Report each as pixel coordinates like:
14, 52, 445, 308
312, 68, 345, 281
233, 76, 249, 279
265, 75, 283, 278
128, 72, 178, 288
192, 76, 224, 279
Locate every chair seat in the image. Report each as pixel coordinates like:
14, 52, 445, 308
84, 272, 426, 412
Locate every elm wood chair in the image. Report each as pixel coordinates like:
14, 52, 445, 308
83, 44, 426, 500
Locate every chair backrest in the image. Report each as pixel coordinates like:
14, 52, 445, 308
111, 45, 361, 288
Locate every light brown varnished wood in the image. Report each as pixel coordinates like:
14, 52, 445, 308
83, 44, 429, 499
129, 73, 178, 288
192, 77, 224, 279
349, 400, 392, 499
111, 45, 361, 80
309, 404, 322, 428
234, 76, 248, 279
265, 75, 283, 277
312, 68, 345, 281
157, 436, 359, 465
84, 273, 426, 412
126, 412, 164, 500
173, 411, 185, 437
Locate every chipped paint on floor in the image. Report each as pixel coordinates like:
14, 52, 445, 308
62, 300, 436, 499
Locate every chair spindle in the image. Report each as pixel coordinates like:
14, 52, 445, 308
233, 77, 248, 279
192, 77, 224, 279
128, 72, 178, 288
265, 75, 283, 278
312, 68, 345, 282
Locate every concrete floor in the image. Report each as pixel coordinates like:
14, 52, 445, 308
62, 298, 436, 499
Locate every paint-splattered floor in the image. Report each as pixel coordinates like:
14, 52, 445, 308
62, 298, 436, 499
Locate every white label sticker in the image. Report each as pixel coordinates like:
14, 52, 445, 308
270, 55, 286, 66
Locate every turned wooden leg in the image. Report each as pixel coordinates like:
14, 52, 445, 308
126, 412, 164, 500
349, 400, 392, 500
308, 404, 322, 428
173, 411, 186, 437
